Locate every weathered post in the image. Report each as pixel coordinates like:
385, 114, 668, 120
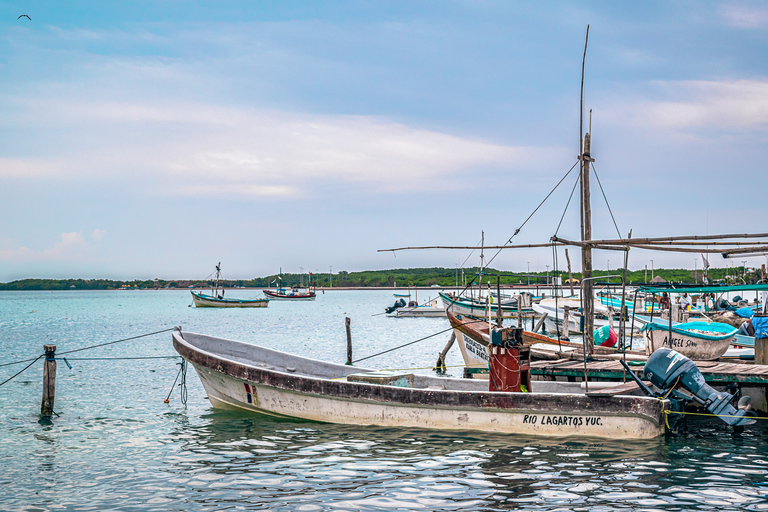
345, 317, 353, 365
41, 344, 57, 417
434, 332, 456, 373
496, 275, 503, 327
562, 306, 570, 341
755, 314, 768, 365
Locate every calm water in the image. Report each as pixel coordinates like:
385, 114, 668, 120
1, 290, 767, 511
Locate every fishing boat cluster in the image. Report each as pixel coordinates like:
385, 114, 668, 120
177, 266, 767, 440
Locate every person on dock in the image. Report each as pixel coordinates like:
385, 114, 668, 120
679, 293, 691, 311
659, 292, 670, 310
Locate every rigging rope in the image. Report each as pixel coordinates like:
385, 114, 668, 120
591, 162, 622, 239
484, 160, 579, 270
554, 172, 581, 238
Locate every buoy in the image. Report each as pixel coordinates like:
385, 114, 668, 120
593, 325, 617, 347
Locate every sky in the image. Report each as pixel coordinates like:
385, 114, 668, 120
1, 1, 767, 281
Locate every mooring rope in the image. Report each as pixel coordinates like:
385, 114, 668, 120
0, 354, 45, 388
352, 318, 490, 364
57, 327, 176, 356
0, 328, 178, 389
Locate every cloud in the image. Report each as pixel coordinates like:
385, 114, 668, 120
720, 2, 768, 28
91, 229, 106, 240
2, 100, 564, 197
603, 79, 768, 133
0, 232, 87, 261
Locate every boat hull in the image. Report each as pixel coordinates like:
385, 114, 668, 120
263, 290, 316, 300
191, 292, 269, 308
393, 306, 447, 318
173, 331, 666, 439
440, 292, 522, 319
643, 322, 735, 360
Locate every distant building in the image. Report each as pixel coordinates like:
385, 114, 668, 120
650, 275, 667, 284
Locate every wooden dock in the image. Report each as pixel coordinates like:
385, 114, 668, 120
531, 358, 768, 385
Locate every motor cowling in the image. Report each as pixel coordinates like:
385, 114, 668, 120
644, 348, 754, 426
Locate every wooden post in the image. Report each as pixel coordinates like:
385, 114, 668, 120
496, 275, 503, 327
581, 132, 594, 356
562, 307, 570, 341
345, 317, 352, 365
756, 314, 768, 364
517, 295, 523, 328
565, 248, 574, 296
532, 313, 548, 333
435, 332, 456, 373
41, 344, 57, 417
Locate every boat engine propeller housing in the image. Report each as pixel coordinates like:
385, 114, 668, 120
624, 348, 755, 427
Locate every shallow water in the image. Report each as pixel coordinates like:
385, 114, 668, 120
1, 290, 767, 511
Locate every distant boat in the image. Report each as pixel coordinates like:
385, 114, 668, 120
191, 263, 269, 308
263, 287, 316, 301
191, 291, 269, 308
389, 297, 446, 318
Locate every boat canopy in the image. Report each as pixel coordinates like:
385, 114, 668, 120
637, 284, 768, 294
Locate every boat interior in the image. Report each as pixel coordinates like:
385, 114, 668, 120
177, 331, 635, 397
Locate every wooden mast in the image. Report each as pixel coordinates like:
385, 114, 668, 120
579, 26, 594, 354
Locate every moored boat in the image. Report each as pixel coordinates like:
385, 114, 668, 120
191, 291, 269, 308
641, 320, 737, 360
263, 287, 317, 300
191, 263, 270, 308
172, 329, 668, 439
440, 291, 532, 319
447, 311, 646, 370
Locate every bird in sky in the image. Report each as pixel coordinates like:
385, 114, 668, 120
18, 14, 31, 20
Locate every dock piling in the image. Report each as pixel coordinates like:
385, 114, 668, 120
41, 345, 57, 417
345, 317, 353, 365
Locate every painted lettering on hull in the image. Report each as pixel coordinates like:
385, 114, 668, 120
660, 335, 699, 350
462, 334, 490, 362
522, 415, 603, 427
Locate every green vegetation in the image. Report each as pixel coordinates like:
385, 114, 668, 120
0, 265, 762, 290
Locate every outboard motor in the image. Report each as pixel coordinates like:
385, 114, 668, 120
385, 298, 407, 314
640, 348, 755, 427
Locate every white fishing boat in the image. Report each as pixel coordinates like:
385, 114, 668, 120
531, 298, 638, 335
191, 291, 269, 308
391, 298, 447, 318
172, 329, 668, 439
191, 263, 269, 308
440, 291, 533, 319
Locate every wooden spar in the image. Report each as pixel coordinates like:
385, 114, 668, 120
41, 345, 57, 417
532, 312, 548, 333
377, 243, 565, 253
378, 238, 768, 253
551, 237, 768, 254
553, 233, 768, 246
565, 248, 574, 296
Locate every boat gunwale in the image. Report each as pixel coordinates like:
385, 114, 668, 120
172, 330, 667, 424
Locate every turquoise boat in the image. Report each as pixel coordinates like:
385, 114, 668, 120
642, 320, 737, 360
